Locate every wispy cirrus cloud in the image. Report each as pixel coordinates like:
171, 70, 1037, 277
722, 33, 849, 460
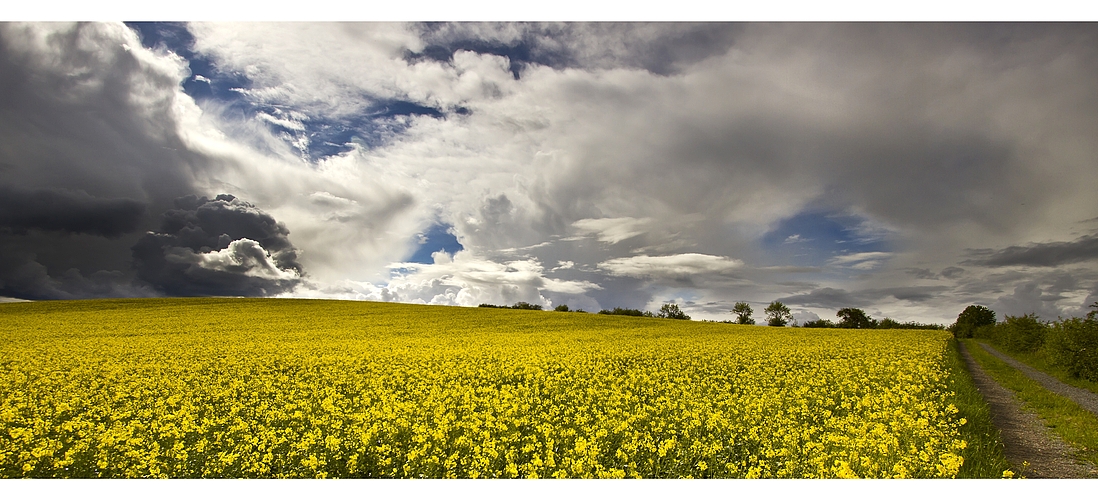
828, 252, 892, 270
572, 217, 655, 244
598, 253, 744, 279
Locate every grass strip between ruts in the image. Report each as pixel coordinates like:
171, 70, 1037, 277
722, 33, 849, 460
982, 345, 1098, 395
963, 339, 1098, 470
943, 339, 1012, 478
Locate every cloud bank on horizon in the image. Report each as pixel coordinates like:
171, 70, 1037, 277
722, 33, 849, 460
1, 22, 1097, 324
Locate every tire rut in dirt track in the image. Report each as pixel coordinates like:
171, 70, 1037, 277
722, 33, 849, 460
977, 342, 1098, 418
956, 341, 1097, 478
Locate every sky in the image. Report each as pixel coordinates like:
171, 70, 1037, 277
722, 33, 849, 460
2, 18, 1098, 324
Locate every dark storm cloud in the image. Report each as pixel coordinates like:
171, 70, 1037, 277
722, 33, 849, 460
880, 286, 951, 302
904, 265, 966, 281
0, 24, 205, 202
963, 233, 1098, 267
0, 182, 147, 299
410, 23, 743, 77
941, 267, 965, 279
132, 194, 304, 296
825, 132, 1019, 231
480, 194, 514, 226
0, 184, 144, 238
0, 250, 155, 300
0, 23, 246, 300
905, 268, 938, 280
777, 287, 858, 308
949, 268, 1098, 320
991, 282, 1070, 320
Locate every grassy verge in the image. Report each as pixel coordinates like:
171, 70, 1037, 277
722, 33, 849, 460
982, 344, 1098, 395
964, 340, 1098, 469
943, 339, 1011, 477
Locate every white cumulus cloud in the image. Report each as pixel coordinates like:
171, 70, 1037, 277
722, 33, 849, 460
326, 250, 605, 307
166, 238, 301, 281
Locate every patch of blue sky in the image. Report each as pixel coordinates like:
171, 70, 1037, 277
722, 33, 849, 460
126, 23, 254, 110
127, 23, 453, 162
298, 99, 446, 160
371, 100, 444, 120
406, 223, 464, 264
759, 210, 891, 268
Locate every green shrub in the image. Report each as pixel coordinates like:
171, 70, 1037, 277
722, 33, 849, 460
511, 302, 543, 310
478, 302, 545, 310
598, 307, 648, 317
1045, 317, 1098, 382
994, 314, 1047, 353
972, 324, 997, 340
878, 318, 901, 329
893, 321, 946, 331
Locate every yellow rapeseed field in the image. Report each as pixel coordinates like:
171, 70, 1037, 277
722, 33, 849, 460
0, 298, 965, 478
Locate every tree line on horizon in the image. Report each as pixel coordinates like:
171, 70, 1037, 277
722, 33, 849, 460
728, 301, 945, 330
479, 302, 692, 320
479, 299, 945, 329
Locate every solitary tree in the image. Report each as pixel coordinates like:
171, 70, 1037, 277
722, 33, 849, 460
764, 301, 793, 327
732, 301, 755, 325
836, 308, 875, 329
657, 303, 690, 320
951, 305, 996, 338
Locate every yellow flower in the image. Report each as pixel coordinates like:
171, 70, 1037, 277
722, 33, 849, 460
0, 298, 964, 479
